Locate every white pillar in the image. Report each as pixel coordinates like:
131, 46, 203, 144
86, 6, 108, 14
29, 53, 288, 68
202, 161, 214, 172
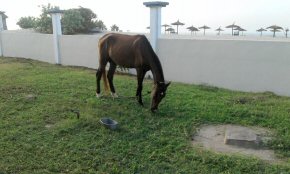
48, 9, 64, 64
143, 1, 169, 52
149, 7, 161, 51
0, 14, 4, 57
0, 15, 3, 31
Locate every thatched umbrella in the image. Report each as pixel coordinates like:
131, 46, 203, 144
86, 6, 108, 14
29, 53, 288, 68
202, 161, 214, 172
215, 27, 224, 35
186, 26, 199, 35
162, 24, 171, 34
270, 29, 281, 32
166, 27, 175, 34
269, 29, 282, 37
285, 28, 289, 38
240, 28, 247, 36
266, 25, 283, 37
199, 25, 210, 35
171, 20, 185, 34
186, 26, 194, 35
235, 27, 247, 36
226, 23, 240, 36
256, 28, 267, 36
192, 27, 199, 34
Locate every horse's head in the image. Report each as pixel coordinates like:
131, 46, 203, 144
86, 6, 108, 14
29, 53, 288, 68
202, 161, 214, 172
151, 81, 171, 112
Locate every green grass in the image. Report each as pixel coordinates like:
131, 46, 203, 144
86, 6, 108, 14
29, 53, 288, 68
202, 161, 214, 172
0, 57, 290, 173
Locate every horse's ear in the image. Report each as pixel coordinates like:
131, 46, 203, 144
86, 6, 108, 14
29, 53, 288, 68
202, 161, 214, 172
157, 81, 171, 88
165, 81, 171, 88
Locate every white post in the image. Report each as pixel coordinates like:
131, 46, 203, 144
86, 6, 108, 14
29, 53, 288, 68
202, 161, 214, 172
0, 13, 4, 57
143, 1, 169, 51
48, 9, 64, 64
0, 14, 3, 31
149, 7, 160, 51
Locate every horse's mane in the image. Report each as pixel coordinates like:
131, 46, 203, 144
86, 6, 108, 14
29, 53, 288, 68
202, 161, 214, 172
139, 35, 165, 82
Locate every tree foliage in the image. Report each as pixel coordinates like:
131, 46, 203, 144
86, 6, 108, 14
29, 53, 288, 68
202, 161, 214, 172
61, 9, 85, 34
16, 16, 37, 29
34, 4, 58, 34
111, 24, 119, 32
61, 7, 103, 34
76, 7, 97, 31
95, 20, 107, 30
18, 4, 107, 34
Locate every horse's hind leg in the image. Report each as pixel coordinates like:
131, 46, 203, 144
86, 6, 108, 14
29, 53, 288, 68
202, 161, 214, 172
107, 62, 118, 98
96, 66, 104, 98
96, 60, 108, 97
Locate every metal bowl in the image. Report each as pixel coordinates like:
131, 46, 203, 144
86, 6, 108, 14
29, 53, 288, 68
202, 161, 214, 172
100, 118, 118, 130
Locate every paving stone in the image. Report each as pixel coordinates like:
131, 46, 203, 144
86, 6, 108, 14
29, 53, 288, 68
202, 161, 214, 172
192, 124, 277, 162
224, 125, 261, 149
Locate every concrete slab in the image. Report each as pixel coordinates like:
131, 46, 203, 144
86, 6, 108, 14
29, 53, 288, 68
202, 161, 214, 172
224, 125, 261, 149
192, 124, 280, 163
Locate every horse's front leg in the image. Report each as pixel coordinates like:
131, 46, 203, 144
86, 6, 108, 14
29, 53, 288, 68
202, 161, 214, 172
136, 68, 146, 105
136, 85, 143, 105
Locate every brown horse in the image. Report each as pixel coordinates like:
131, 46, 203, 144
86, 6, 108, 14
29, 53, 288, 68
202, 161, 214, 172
96, 33, 170, 112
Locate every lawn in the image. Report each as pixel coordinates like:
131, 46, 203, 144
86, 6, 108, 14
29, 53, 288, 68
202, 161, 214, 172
0, 57, 289, 173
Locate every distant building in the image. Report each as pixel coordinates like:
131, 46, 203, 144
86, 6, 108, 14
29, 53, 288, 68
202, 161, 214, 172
0, 11, 8, 30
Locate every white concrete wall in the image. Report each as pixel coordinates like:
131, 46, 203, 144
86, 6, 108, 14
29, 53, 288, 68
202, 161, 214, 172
1, 31, 290, 96
60, 34, 102, 69
157, 38, 290, 96
1, 31, 54, 63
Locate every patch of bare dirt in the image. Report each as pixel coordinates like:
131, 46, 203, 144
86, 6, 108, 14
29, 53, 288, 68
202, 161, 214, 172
192, 124, 284, 163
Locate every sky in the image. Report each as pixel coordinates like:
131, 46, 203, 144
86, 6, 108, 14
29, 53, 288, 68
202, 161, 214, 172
2, 0, 290, 36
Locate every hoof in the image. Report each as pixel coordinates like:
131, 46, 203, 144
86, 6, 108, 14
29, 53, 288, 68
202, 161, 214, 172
96, 93, 102, 98
111, 93, 119, 98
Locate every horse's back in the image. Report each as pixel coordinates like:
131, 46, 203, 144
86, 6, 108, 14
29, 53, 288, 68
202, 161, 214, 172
99, 33, 147, 47
98, 33, 152, 68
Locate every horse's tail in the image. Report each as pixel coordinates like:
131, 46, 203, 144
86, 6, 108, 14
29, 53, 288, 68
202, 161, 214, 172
102, 70, 109, 92
98, 34, 111, 93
